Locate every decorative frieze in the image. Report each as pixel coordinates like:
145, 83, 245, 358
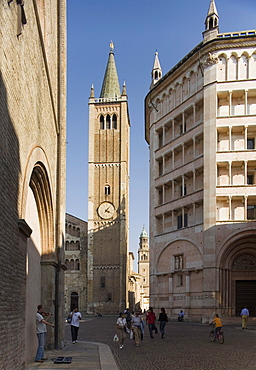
95, 163, 120, 168
93, 265, 120, 270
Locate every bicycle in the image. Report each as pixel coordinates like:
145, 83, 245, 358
209, 325, 224, 344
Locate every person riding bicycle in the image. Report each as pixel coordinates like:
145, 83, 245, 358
210, 313, 222, 340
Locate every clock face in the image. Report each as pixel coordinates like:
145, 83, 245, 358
98, 202, 115, 219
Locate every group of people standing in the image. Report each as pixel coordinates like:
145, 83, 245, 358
115, 307, 169, 349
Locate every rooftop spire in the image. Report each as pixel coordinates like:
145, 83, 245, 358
203, 0, 219, 42
151, 51, 162, 88
122, 80, 127, 96
100, 41, 121, 98
90, 83, 95, 98
207, 0, 219, 19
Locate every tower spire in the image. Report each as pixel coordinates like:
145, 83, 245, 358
100, 41, 121, 98
151, 51, 162, 88
203, 0, 219, 42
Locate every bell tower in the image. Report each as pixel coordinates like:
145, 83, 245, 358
87, 43, 130, 314
138, 226, 150, 310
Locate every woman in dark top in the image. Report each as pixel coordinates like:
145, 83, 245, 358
158, 307, 168, 338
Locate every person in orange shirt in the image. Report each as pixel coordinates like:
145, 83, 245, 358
210, 313, 222, 340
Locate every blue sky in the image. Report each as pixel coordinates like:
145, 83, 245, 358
66, 0, 256, 268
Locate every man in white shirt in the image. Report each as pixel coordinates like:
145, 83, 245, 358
35, 305, 54, 363
69, 307, 82, 343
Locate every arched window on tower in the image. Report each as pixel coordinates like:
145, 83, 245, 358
70, 259, 75, 270
75, 259, 80, 270
65, 259, 70, 270
106, 115, 111, 129
154, 71, 159, 80
112, 114, 117, 129
105, 185, 110, 195
100, 115, 104, 129
209, 17, 214, 30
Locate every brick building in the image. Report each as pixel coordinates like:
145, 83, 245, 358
65, 214, 88, 316
0, 1, 66, 367
145, 0, 256, 320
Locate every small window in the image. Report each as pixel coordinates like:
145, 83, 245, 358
247, 138, 255, 150
158, 188, 163, 205
100, 276, 105, 288
158, 131, 163, 147
112, 114, 117, 129
177, 215, 182, 229
105, 185, 110, 195
184, 213, 188, 227
65, 259, 70, 270
100, 115, 104, 130
177, 214, 188, 229
177, 274, 183, 286
70, 259, 75, 270
108, 293, 112, 301
175, 255, 183, 270
75, 241, 80, 250
106, 115, 111, 129
159, 161, 163, 176
247, 205, 256, 219
75, 259, 80, 270
247, 174, 254, 185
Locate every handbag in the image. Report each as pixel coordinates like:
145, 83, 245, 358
67, 316, 72, 324
113, 334, 119, 342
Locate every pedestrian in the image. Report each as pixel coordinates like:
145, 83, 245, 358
178, 310, 184, 322
140, 310, 146, 341
131, 311, 143, 347
210, 313, 222, 340
240, 307, 249, 329
69, 306, 82, 343
116, 312, 127, 349
125, 308, 132, 329
158, 307, 168, 338
146, 307, 158, 339
35, 304, 54, 363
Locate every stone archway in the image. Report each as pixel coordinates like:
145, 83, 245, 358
70, 292, 79, 311
219, 233, 256, 317
24, 160, 55, 360
232, 255, 256, 316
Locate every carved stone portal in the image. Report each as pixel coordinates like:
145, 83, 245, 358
232, 254, 256, 271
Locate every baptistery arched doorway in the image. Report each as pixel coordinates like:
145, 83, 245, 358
219, 232, 256, 317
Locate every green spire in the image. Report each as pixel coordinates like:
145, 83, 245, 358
100, 42, 121, 98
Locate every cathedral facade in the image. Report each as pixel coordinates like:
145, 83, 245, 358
0, 1, 66, 367
87, 44, 130, 314
145, 0, 256, 320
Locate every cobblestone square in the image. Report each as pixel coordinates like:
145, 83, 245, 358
71, 317, 256, 370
